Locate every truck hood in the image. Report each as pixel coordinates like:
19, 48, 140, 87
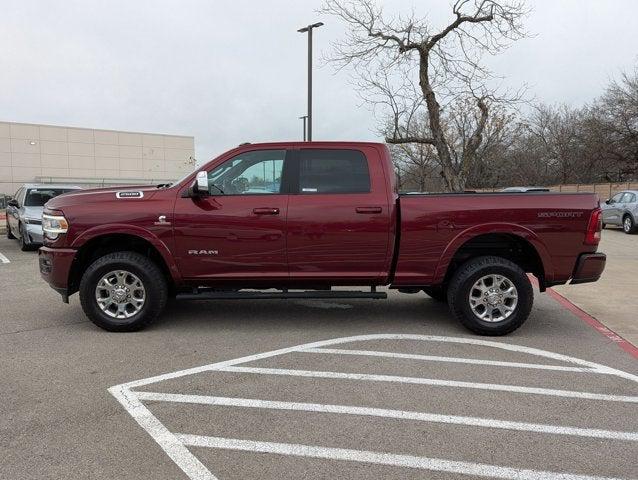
45, 185, 161, 210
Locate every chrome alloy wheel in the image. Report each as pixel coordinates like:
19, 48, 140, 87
468, 274, 518, 322
95, 270, 146, 319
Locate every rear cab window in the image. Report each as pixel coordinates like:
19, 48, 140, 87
298, 149, 370, 194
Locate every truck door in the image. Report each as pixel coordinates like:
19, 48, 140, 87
173, 148, 290, 281
286, 147, 392, 283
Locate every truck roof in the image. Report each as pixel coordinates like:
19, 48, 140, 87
234, 141, 387, 149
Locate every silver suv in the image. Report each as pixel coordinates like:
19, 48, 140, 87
601, 190, 638, 234
5, 184, 82, 250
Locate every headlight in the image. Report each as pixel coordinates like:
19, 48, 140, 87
42, 213, 69, 239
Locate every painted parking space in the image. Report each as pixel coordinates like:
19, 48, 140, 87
110, 334, 638, 480
0, 251, 9, 263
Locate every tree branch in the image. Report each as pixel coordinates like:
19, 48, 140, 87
386, 136, 436, 145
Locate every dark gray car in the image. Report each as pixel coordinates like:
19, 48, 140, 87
5, 184, 82, 250
601, 190, 638, 234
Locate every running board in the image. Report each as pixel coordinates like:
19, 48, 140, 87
176, 288, 387, 301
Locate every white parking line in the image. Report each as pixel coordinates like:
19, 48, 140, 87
110, 334, 638, 479
176, 434, 626, 480
216, 365, 638, 403
109, 386, 215, 480
302, 347, 596, 372
135, 391, 638, 441
0, 251, 9, 264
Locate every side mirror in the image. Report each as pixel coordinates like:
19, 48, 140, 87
196, 171, 208, 194
605, 199, 612, 205
7, 199, 18, 208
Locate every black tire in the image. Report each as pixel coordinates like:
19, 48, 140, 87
622, 215, 636, 234
447, 256, 533, 336
18, 223, 32, 251
6, 221, 15, 239
423, 286, 447, 302
601, 222, 606, 229
79, 251, 168, 332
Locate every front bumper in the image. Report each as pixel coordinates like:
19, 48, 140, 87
570, 252, 606, 285
39, 246, 77, 302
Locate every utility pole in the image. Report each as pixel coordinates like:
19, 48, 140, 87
297, 22, 323, 141
299, 115, 308, 141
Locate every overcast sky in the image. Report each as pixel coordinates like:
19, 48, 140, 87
1, 0, 637, 164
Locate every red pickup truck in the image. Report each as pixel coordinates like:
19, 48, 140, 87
39, 141, 605, 335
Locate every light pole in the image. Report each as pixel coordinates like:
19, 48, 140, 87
299, 115, 308, 141
297, 22, 323, 141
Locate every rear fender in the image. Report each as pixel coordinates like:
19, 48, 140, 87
432, 223, 553, 284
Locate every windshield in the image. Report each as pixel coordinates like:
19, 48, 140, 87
24, 188, 76, 207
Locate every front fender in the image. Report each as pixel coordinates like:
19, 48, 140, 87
70, 224, 182, 283
431, 223, 553, 284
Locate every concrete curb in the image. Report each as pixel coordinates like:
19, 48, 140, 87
547, 287, 638, 359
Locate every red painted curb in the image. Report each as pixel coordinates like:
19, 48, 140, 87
546, 287, 638, 360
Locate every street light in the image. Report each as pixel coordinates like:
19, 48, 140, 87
297, 21, 324, 141
299, 115, 308, 141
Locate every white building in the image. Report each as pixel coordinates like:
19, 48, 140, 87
0, 121, 195, 195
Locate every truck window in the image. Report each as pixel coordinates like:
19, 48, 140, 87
207, 150, 285, 195
298, 149, 370, 194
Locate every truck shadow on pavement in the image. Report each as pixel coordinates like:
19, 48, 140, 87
148, 296, 493, 334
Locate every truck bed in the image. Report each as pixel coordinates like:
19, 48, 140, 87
393, 192, 601, 287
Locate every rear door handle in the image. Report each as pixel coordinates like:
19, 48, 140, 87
355, 206, 382, 214
253, 207, 280, 215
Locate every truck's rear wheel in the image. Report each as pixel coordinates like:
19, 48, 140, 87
447, 256, 533, 335
79, 251, 167, 332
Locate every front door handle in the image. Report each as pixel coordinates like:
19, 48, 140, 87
355, 206, 382, 214
253, 207, 280, 215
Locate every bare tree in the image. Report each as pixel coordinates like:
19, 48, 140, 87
389, 140, 440, 192
322, 0, 528, 191
593, 69, 638, 179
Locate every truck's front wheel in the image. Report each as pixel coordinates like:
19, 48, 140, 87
447, 256, 533, 335
79, 251, 167, 332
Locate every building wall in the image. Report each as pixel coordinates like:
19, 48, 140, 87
0, 121, 195, 195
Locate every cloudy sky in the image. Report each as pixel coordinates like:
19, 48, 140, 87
1, 0, 637, 164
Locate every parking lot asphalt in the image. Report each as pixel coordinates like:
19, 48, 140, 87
1, 236, 637, 480
555, 227, 638, 347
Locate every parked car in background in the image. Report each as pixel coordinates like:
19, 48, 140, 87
0, 194, 9, 210
601, 190, 638, 234
6, 184, 82, 250
500, 187, 551, 192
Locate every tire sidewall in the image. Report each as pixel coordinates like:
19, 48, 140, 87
451, 262, 532, 335
80, 255, 165, 331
